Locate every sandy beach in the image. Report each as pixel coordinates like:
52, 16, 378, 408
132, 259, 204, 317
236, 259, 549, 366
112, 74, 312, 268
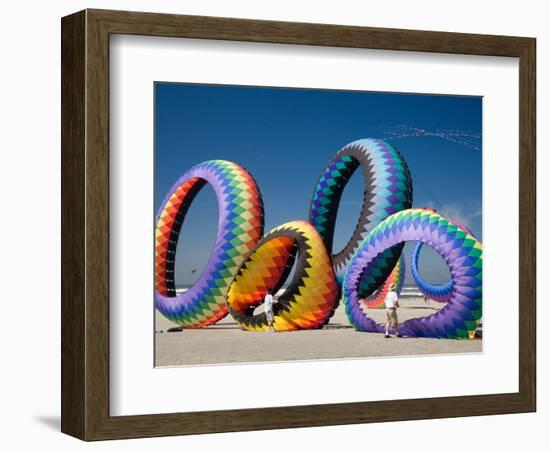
155, 295, 482, 366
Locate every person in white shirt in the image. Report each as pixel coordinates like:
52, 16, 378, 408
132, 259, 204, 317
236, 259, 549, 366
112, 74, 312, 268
264, 288, 276, 333
384, 284, 402, 338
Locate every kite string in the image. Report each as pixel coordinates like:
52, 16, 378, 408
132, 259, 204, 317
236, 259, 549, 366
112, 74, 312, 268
378, 125, 481, 151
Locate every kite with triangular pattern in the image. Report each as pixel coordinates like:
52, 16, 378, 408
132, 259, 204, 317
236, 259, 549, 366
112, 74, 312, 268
343, 208, 482, 339
227, 221, 338, 331
155, 160, 264, 328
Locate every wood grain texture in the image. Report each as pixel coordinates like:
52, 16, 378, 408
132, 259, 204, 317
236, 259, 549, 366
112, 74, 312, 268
85, 11, 111, 439
60, 8, 537, 441
518, 38, 536, 410
60, 10, 86, 439
89, 8, 532, 56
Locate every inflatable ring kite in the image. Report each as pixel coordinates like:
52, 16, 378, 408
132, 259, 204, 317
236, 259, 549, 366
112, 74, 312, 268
343, 208, 482, 339
411, 218, 476, 302
227, 220, 338, 331
309, 138, 413, 286
309, 138, 413, 323
360, 255, 405, 310
155, 160, 264, 328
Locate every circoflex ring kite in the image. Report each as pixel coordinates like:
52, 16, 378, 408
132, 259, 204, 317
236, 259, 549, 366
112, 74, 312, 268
155, 160, 264, 328
309, 138, 413, 284
343, 209, 482, 339
309, 138, 413, 323
411, 217, 476, 302
360, 255, 405, 309
227, 221, 338, 331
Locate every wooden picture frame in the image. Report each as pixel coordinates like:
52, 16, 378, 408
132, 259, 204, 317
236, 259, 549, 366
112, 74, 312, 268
61, 9, 536, 441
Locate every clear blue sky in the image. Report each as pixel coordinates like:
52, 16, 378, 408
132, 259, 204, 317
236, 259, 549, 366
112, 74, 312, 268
155, 83, 482, 285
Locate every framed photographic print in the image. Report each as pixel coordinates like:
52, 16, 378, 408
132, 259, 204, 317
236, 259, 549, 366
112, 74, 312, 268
61, 9, 536, 441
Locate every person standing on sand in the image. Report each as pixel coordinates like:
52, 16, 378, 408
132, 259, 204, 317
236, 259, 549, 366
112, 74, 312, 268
385, 284, 402, 338
264, 288, 276, 333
